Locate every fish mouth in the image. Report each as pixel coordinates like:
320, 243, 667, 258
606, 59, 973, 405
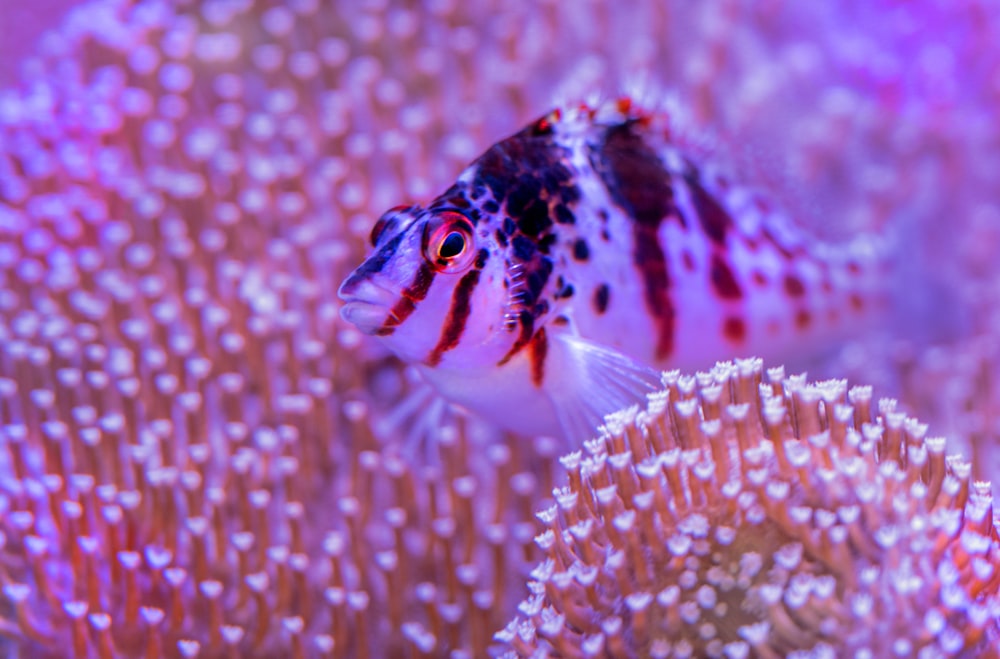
337, 276, 399, 335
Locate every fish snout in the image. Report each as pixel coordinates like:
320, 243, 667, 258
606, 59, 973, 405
337, 275, 400, 335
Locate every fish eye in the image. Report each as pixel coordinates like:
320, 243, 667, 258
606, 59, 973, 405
370, 205, 412, 246
423, 211, 476, 274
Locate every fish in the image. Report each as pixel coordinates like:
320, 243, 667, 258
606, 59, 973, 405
338, 98, 887, 443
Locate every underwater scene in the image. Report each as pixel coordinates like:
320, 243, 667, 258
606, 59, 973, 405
0, 1, 998, 656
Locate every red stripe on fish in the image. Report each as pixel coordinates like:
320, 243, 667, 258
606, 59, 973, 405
684, 170, 733, 246
375, 262, 436, 336
529, 326, 548, 386
426, 269, 481, 366
592, 121, 680, 360
709, 254, 742, 300
497, 310, 534, 366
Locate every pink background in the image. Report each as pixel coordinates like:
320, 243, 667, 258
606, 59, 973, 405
0, 0, 78, 88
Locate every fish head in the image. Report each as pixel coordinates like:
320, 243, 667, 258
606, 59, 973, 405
338, 195, 519, 368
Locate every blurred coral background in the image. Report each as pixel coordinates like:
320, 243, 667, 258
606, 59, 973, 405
0, 1, 78, 88
0, 0, 998, 656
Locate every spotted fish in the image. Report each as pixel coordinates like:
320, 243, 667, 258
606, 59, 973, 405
338, 99, 886, 443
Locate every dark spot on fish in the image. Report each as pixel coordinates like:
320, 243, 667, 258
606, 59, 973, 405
495, 229, 508, 247
541, 166, 571, 192
517, 200, 551, 236
601, 228, 611, 241
573, 238, 590, 261
559, 183, 580, 204
723, 317, 746, 343
538, 233, 557, 253
474, 248, 489, 269
503, 217, 516, 235
795, 309, 812, 329
594, 283, 610, 314
524, 258, 553, 303
554, 281, 574, 299
552, 315, 569, 326
554, 204, 575, 224
477, 166, 511, 204
507, 175, 541, 217
484, 200, 500, 213
783, 274, 805, 298
850, 294, 864, 311
598, 208, 609, 222
710, 254, 742, 300
752, 271, 768, 287
512, 235, 536, 261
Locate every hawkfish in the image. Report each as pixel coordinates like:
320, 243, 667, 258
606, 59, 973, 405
338, 98, 886, 443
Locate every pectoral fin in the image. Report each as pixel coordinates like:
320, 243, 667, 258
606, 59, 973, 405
544, 331, 662, 446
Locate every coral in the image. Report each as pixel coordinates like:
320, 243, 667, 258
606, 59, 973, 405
0, 0, 566, 656
499, 359, 1000, 657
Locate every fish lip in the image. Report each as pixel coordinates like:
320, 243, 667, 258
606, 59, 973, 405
337, 277, 399, 335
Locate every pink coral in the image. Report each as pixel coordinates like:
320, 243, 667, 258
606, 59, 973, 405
499, 360, 1000, 656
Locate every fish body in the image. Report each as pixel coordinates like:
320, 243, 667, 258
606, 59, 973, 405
339, 99, 886, 442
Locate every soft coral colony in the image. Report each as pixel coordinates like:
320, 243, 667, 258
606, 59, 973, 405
0, 0, 564, 656
0, 2, 998, 659
501, 361, 1000, 657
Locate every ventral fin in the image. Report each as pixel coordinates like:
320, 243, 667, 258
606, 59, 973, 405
544, 330, 662, 446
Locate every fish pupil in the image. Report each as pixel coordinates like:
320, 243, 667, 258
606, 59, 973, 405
440, 232, 466, 259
